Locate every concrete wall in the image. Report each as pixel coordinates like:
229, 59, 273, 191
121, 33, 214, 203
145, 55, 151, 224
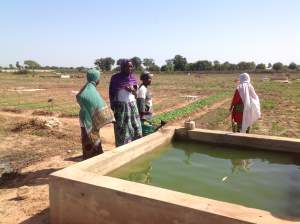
175, 128, 300, 153
51, 173, 286, 224
50, 128, 300, 224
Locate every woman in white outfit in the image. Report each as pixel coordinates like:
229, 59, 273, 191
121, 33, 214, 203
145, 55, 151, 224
229, 73, 261, 133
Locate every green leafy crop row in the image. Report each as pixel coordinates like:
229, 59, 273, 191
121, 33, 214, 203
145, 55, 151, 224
152, 92, 229, 124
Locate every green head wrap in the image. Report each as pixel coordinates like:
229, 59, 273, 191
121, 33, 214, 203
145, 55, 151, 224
87, 68, 100, 84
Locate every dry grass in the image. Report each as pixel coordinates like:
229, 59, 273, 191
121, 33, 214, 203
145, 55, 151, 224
1, 71, 300, 224
0, 72, 235, 116
1, 72, 300, 137
0, 71, 300, 172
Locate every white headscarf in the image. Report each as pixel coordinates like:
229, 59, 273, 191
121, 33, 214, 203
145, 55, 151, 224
237, 73, 261, 133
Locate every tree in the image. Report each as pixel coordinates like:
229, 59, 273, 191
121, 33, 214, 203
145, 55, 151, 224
94, 59, 102, 69
94, 57, 115, 71
131, 57, 142, 70
218, 62, 236, 71
213, 60, 221, 71
237, 61, 256, 71
288, 62, 297, 70
220, 61, 230, 71
116, 59, 124, 66
249, 62, 256, 70
161, 59, 174, 72
272, 62, 283, 71
185, 63, 194, 71
105, 57, 115, 71
267, 63, 272, 69
76, 66, 87, 73
149, 64, 160, 72
143, 58, 160, 71
194, 60, 213, 71
16, 61, 21, 70
9, 64, 14, 69
173, 55, 187, 71
160, 65, 167, 72
256, 63, 266, 70
143, 58, 155, 70
228, 63, 237, 71
24, 60, 40, 71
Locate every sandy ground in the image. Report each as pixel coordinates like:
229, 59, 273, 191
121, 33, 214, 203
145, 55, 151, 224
0, 99, 229, 224
0, 111, 116, 224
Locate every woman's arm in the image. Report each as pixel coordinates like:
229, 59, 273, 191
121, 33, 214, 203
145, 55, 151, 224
249, 84, 259, 100
76, 84, 87, 104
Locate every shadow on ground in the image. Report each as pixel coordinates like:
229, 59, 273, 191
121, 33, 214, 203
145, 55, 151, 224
0, 168, 60, 189
64, 155, 82, 162
20, 208, 49, 224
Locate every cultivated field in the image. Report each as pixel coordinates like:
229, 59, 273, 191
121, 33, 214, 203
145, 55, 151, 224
0, 71, 299, 223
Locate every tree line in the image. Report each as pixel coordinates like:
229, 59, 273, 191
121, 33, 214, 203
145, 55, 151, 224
1, 56, 299, 73
95, 55, 299, 73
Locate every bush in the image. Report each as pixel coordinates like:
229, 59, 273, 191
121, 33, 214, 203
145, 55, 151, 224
272, 62, 283, 71
288, 62, 297, 70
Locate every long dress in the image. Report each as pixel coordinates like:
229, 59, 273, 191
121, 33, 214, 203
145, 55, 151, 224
109, 73, 142, 147
230, 89, 246, 132
231, 89, 243, 123
77, 82, 115, 159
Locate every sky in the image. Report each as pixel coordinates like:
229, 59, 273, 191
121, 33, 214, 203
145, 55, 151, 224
0, 0, 299, 67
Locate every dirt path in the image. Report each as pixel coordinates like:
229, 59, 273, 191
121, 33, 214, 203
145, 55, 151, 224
0, 98, 229, 224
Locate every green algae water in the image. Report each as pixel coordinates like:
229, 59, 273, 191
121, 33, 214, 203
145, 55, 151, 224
109, 141, 300, 218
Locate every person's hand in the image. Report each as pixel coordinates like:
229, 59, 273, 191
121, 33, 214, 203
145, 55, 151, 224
126, 85, 136, 94
125, 86, 133, 92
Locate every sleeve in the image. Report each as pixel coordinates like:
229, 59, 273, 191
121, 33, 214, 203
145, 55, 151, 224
76, 84, 87, 104
249, 85, 259, 100
137, 86, 146, 99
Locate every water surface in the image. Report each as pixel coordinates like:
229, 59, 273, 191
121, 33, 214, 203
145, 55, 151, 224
109, 141, 300, 218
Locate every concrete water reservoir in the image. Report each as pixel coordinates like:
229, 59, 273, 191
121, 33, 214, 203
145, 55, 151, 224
50, 128, 300, 224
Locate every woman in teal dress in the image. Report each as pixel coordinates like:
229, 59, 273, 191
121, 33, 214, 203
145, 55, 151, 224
76, 68, 115, 159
